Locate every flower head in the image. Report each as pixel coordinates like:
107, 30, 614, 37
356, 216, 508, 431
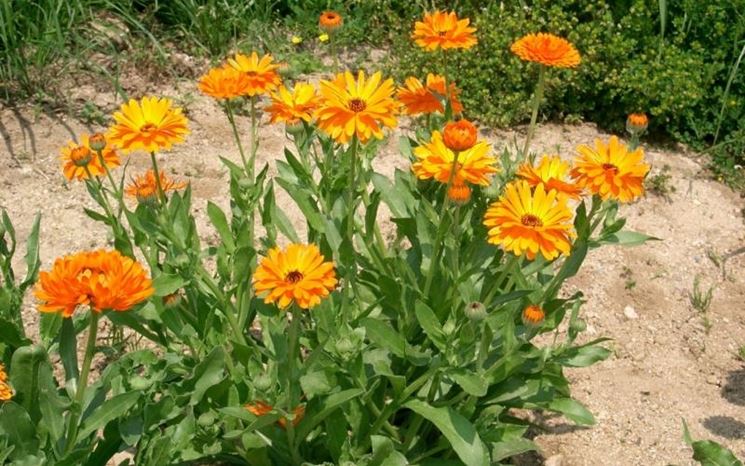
34, 250, 153, 317
511, 33, 581, 68
516, 155, 583, 200
397, 74, 463, 115
198, 66, 252, 100
626, 113, 649, 135
227, 52, 282, 97
571, 136, 650, 203
245, 401, 305, 429
319, 33, 330, 42
447, 183, 472, 204
89, 133, 107, 152
253, 243, 337, 310
125, 170, 187, 204
108, 97, 189, 153
266, 83, 321, 126
412, 10, 477, 51
443, 119, 477, 152
412, 131, 498, 187
315, 71, 399, 145
522, 305, 545, 327
0, 363, 12, 402
60, 134, 121, 181
483, 181, 574, 261
291, 35, 303, 45
319, 11, 343, 31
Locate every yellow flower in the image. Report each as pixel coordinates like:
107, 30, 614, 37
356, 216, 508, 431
412, 10, 477, 51
483, 181, 574, 261
253, 244, 337, 310
60, 133, 121, 181
516, 155, 583, 200
291, 35, 303, 45
319, 33, 330, 42
571, 136, 650, 203
108, 97, 189, 153
412, 131, 498, 187
315, 70, 399, 145
266, 83, 321, 126
511, 33, 581, 68
227, 52, 282, 97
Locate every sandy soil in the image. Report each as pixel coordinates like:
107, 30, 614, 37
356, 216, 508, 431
1, 76, 744, 466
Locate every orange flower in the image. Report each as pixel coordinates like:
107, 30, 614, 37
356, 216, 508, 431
0, 380, 11, 402
60, 133, 121, 181
522, 305, 545, 326
266, 83, 321, 126
315, 71, 398, 145
447, 183, 472, 204
626, 113, 649, 134
516, 155, 583, 200
412, 131, 498, 187
571, 136, 650, 203
319, 11, 343, 31
511, 33, 581, 68
483, 181, 574, 261
198, 66, 252, 100
227, 52, 282, 97
443, 119, 477, 151
412, 10, 477, 51
397, 74, 463, 115
253, 244, 337, 310
125, 170, 187, 204
245, 401, 305, 429
34, 250, 153, 317
108, 97, 189, 153
89, 133, 107, 152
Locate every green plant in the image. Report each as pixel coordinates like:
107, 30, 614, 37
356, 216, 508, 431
690, 275, 714, 332
683, 419, 743, 466
620, 266, 636, 290
646, 164, 676, 199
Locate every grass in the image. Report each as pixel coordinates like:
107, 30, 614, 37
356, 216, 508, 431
690, 275, 714, 332
645, 165, 676, 199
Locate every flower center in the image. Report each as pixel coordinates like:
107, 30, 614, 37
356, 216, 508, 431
602, 163, 618, 173
348, 98, 367, 113
521, 214, 543, 228
438, 31, 447, 37
139, 123, 157, 134
285, 270, 304, 283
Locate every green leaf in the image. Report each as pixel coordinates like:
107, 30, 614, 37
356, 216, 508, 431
300, 371, 333, 397
600, 230, 661, 246
20, 213, 41, 289
361, 318, 406, 358
548, 398, 595, 425
78, 391, 141, 439
0, 318, 30, 349
207, 201, 235, 252
187, 346, 225, 405
448, 369, 487, 397
151, 273, 188, 297
683, 419, 744, 466
0, 402, 39, 459
59, 318, 80, 383
404, 399, 489, 466
491, 438, 539, 461
414, 301, 446, 351
295, 388, 363, 441
10, 345, 50, 422
558, 341, 612, 368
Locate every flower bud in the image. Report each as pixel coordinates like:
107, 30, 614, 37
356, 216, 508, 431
447, 183, 471, 205
483, 178, 501, 198
253, 373, 273, 391
319, 11, 343, 32
334, 337, 356, 356
465, 301, 487, 321
162, 292, 182, 309
89, 133, 107, 152
70, 146, 93, 167
443, 119, 477, 152
626, 113, 648, 135
521, 304, 545, 327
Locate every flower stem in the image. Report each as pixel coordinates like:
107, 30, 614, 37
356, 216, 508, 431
225, 101, 249, 171
64, 312, 100, 454
522, 65, 547, 158
341, 138, 359, 319
149, 152, 166, 204
285, 310, 302, 465
249, 96, 257, 181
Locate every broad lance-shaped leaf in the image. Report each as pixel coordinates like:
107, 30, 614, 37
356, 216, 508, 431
683, 419, 744, 466
295, 389, 363, 441
207, 201, 235, 252
187, 346, 226, 405
78, 391, 141, 439
404, 399, 489, 466
599, 230, 661, 246
548, 397, 595, 425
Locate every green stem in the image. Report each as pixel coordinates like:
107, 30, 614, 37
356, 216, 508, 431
225, 101, 249, 171
341, 138, 359, 319
249, 97, 257, 180
195, 266, 248, 347
64, 312, 100, 454
522, 65, 547, 158
95, 149, 121, 203
483, 254, 519, 308
285, 310, 302, 465
149, 152, 166, 203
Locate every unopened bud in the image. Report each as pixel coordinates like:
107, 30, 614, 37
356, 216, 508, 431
464, 301, 487, 321
89, 133, 107, 152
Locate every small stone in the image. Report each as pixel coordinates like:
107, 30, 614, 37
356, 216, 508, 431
545, 454, 564, 466
624, 305, 639, 320
706, 375, 720, 386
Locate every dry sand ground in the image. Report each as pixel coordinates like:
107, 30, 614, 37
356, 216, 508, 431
1, 75, 745, 465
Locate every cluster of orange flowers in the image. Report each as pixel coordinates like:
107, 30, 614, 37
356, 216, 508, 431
34, 249, 154, 318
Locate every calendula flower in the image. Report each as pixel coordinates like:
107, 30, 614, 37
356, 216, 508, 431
315, 70, 398, 145
571, 136, 650, 203
516, 155, 583, 200
319, 11, 342, 31
511, 33, 581, 68
397, 74, 463, 115
266, 83, 321, 126
291, 35, 303, 45
227, 52, 282, 97
34, 250, 154, 317
626, 113, 649, 135
447, 183, 472, 204
483, 181, 574, 261
89, 133, 107, 152
253, 243, 337, 310
108, 97, 189, 153
522, 304, 545, 326
412, 131, 498, 187
60, 134, 121, 181
443, 119, 477, 151
412, 10, 477, 51
198, 66, 252, 100
0, 362, 11, 402
319, 33, 330, 42
125, 170, 188, 204
245, 401, 305, 429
